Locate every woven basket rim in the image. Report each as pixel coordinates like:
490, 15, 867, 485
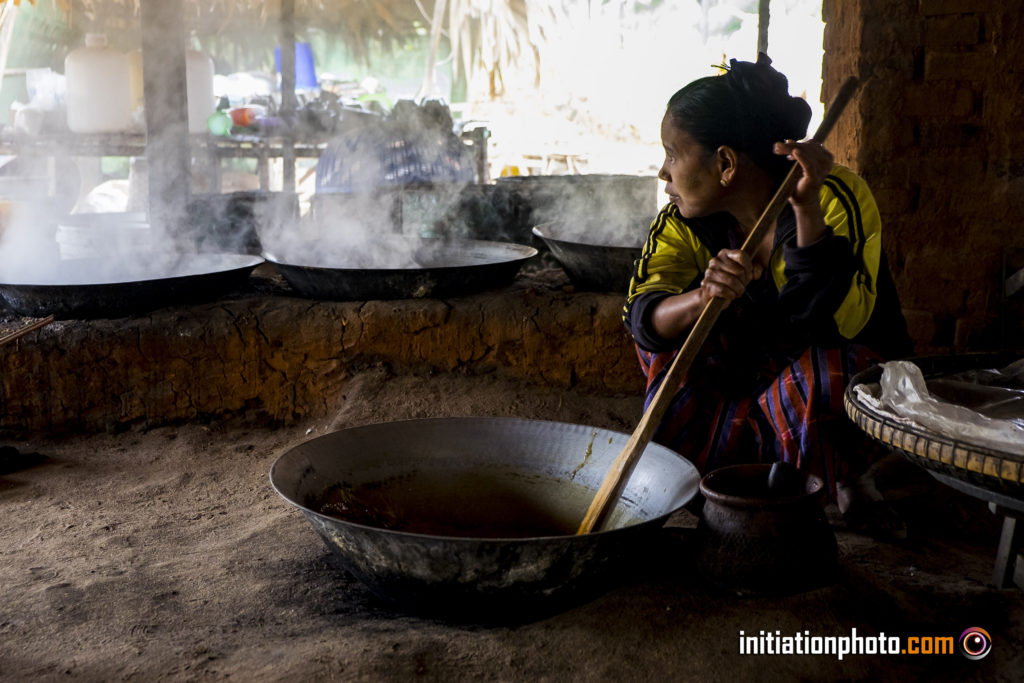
845, 355, 1024, 492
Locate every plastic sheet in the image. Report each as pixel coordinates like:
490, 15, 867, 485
853, 358, 1024, 457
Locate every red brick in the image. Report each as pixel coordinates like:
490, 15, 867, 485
874, 186, 914, 213
901, 309, 939, 348
918, 121, 982, 147
1006, 182, 1024, 214
921, 154, 984, 183
870, 187, 915, 215
924, 51, 993, 80
899, 245, 980, 310
919, 0, 996, 15
917, 186, 990, 219
924, 16, 980, 46
902, 85, 975, 117
954, 314, 1001, 350
864, 20, 922, 51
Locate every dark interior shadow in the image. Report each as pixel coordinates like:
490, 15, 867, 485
0, 446, 48, 475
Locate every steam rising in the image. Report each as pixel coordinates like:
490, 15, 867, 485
0, 58, 661, 294
0, 163, 265, 286
495, 174, 661, 249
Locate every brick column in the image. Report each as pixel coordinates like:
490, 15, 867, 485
823, 0, 1024, 353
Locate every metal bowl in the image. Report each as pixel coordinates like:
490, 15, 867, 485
532, 221, 648, 292
0, 253, 264, 319
264, 236, 537, 301
269, 417, 698, 618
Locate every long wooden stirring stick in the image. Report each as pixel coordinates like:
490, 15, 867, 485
0, 315, 55, 346
577, 77, 862, 535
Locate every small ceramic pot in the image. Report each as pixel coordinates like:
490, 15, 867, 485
694, 463, 838, 596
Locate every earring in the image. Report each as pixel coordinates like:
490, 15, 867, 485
720, 179, 728, 187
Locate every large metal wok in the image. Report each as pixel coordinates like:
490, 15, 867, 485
270, 417, 699, 618
532, 220, 648, 292
0, 253, 264, 319
264, 235, 537, 301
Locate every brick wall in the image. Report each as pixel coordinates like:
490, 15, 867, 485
822, 0, 1024, 354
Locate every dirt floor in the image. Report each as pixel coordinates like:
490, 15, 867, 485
2, 368, 1022, 682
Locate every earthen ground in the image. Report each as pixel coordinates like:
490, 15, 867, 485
2, 367, 1022, 682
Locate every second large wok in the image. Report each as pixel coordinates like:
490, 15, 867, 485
532, 221, 647, 292
270, 417, 699, 619
264, 236, 537, 301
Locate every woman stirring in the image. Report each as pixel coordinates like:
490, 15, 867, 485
623, 56, 913, 539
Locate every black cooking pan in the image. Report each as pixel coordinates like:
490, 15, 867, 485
270, 417, 699, 620
0, 253, 264, 319
264, 235, 537, 301
532, 221, 648, 292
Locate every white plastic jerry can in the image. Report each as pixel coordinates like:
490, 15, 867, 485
65, 33, 134, 133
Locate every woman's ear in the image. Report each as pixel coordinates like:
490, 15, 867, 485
716, 145, 740, 187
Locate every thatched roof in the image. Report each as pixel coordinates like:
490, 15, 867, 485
17, 0, 559, 90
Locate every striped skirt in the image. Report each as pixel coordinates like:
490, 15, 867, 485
637, 343, 884, 501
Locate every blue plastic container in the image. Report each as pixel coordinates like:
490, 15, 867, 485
274, 42, 317, 90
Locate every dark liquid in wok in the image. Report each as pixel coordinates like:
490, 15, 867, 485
314, 471, 616, 538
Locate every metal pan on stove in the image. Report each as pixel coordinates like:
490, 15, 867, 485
264, 235, 537, 301
532, 220, 649, 292
0, 253, 265, 319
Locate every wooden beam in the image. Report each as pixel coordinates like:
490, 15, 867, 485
758, 0, 770, 57
279, 0, 296, 192
0, 5, 19, 107
140, 0, 191, 246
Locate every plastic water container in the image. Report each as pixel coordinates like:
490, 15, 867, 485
65, 33, 133, 133
274, 42, 318, 90
128, 49, 144, 115
186, 49, 215, 134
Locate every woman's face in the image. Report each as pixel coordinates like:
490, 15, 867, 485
658, 113, 722, 218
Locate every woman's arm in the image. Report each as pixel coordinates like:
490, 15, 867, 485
777, 159, 887, 346
649, 248, 760, 341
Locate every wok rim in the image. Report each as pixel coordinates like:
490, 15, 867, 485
269, 416, 698, 543
532, 223, 644, 251
261, 237, 537, 274
0, 253, 265, 288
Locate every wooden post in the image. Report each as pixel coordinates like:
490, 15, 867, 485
418, 0, 448, 100
0, 5, 19, 107
279, 0, 297, 192
140, 0, 191, 247
758, 0, 770, 57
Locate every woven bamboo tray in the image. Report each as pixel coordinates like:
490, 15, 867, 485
844, 352, 1024, 497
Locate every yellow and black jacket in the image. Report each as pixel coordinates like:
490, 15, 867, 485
623, 164, 912, 361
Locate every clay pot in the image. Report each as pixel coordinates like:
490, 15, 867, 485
694, 463, 838, 596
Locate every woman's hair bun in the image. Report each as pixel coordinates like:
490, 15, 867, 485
666, 53, 812, 181
724, 54, 811, 138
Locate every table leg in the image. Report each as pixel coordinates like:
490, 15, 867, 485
989, 502, 1024, 590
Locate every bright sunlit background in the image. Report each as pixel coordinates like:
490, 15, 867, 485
0, 0, 825, 191
455, 0, 825, 177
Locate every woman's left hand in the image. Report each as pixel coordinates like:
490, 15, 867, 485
774, 140, 834, 207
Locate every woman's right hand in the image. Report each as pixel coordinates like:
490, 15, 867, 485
700, 248, 762, 304
650, 248, 764, 340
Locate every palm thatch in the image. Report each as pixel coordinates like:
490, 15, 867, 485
22, 0, 562, 97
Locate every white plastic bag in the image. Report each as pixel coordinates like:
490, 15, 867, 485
854, 359, 1024, 456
